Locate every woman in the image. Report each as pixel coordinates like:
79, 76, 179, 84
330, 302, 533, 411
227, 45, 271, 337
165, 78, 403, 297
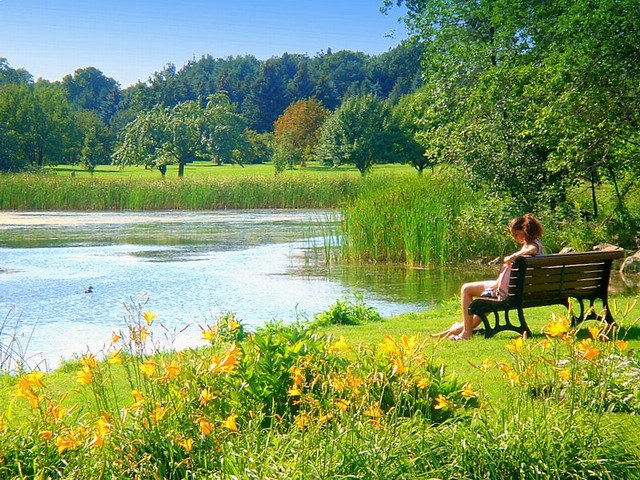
432, 214, 543, 340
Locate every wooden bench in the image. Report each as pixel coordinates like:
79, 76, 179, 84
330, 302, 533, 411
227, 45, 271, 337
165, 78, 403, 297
469, 249, 625, 338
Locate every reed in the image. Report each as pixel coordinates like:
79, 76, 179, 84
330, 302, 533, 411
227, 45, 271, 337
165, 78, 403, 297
340, 171, 486, 265
0, 173, 361, 210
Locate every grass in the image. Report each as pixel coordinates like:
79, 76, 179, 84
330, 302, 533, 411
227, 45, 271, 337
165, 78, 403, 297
1, 294, 639, 478
49, 161, 413, 179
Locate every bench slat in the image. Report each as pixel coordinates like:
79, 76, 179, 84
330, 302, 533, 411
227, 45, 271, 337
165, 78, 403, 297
521, 278, 604, 294
525, 267, 606, 281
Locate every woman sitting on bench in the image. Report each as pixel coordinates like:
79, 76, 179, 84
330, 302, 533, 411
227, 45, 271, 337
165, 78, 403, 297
432, 214, 544, 340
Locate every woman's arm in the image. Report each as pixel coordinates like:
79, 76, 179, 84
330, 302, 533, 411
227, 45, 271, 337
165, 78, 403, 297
504, 243, 538, 265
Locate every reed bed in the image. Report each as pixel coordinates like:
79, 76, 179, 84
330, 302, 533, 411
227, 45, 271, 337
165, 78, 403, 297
0, 173, 360, 210
340, 172, 498, 265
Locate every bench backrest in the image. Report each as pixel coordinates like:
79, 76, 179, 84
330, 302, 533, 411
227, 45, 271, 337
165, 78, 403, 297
506, 250, 624, 308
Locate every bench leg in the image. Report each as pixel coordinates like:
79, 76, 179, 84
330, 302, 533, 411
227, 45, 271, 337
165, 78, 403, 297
479, 308, 532, 338
516, 308, 534, 338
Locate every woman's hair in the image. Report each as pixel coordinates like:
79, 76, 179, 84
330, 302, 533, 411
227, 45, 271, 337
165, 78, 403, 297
509, 214, 543, 243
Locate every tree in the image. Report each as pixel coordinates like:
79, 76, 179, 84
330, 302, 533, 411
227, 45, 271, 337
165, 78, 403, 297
391, 94, 429, 173
203, 92, 249, 165
314, 94, 398, 175
0, 123, 21, 171
113, 93, 247, 176
62, 67, 120, 123
385, 0, 640, 214
0, 82, 73, 169
0, 58, 32, 85
273, 98, 329, 169
243, 60, 292, 132
113, 101, 206, 177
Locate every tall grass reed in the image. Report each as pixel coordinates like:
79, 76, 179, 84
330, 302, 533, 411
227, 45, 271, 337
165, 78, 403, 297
340, 171, 496, 265
0, 172, 361, 210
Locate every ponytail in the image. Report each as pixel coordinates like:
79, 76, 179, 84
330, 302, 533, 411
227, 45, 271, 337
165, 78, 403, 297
509, 214, 543, 243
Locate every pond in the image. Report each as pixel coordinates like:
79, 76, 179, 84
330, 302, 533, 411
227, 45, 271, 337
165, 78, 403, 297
3, 210, 634, 370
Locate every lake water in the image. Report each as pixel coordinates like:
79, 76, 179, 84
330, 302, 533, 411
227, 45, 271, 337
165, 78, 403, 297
4, 210, 634, 371
0, 210, 491, 370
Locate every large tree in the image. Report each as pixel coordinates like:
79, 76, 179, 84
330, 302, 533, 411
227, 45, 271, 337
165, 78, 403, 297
273, 98, 329, 170
314, 94, 399, 175
113, 93, 247, 176
385, 0, 640, 214
0, 82, 74, 169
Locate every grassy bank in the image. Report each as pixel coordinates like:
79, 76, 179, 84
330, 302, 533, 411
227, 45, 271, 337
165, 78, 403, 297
1, 297, 639, 478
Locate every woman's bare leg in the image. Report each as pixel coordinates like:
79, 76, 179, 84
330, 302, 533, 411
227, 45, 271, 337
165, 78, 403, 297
459, 281, 486, 339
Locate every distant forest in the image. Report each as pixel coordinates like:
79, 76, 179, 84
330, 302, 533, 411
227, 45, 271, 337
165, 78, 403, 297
0, 42, 424, 171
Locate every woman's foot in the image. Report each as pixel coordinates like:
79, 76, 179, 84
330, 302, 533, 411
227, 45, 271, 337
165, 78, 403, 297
449, 334, 471, 341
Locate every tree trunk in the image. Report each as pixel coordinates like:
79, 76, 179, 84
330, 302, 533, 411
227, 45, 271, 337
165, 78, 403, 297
178, 161, 185, 177
590, 172, 598, 218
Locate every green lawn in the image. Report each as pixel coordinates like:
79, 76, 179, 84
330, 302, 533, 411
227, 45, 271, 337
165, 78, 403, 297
50, 161, 417, 179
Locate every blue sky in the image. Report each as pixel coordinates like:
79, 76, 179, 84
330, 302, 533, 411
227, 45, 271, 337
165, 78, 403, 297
1, 0, 408, 87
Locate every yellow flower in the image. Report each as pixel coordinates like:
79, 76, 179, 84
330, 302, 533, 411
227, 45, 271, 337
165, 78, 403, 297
576, 339, 601, 360
558, 368, 571, 381
495, 362, 512, 373
40, 430, 53, 440
508, 372, 520, 386
290, 366, 305, 386
138, 326, 150, 342
378, 335, 398, 355
479, 358, 493, 372
162, 359, 181, 381
365, 405, 383, 418
199, 388, 214, 405
195, 417, 214, 436
416, 377, 429, 389
288, 385, 302, 397
151, 403, 167, 424
14, 372, 45, 408
17, 371, 45, 390
228, 319, 241, 332
588, 326, 602, 340
201, 327, 215, 342
346, 373, 364, 392
505, 336, 525, 354
140, 361, 157, 377
222, 413, 238, 431
142, 310, 157, 326
111, 332, 122, 345
109, 350, 123, 364
89, 415, 112, 448
295, 412, 311, 430
209, 344, 240, 373
179, 437, 194, 452
434, 394, 452, 410
131, 390, 145, 410
539, 339, 551, 350
76, 366, 93, 385
15, 388, 40, 408
82, 353, 98, 369
616, 340, 629, 352
391, 357, 407, 376
335, 399, 350, 412
542, 316, 571, 339
460, 383, 477, 398
332, 336, 351, 351
55, 431, 81, 454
